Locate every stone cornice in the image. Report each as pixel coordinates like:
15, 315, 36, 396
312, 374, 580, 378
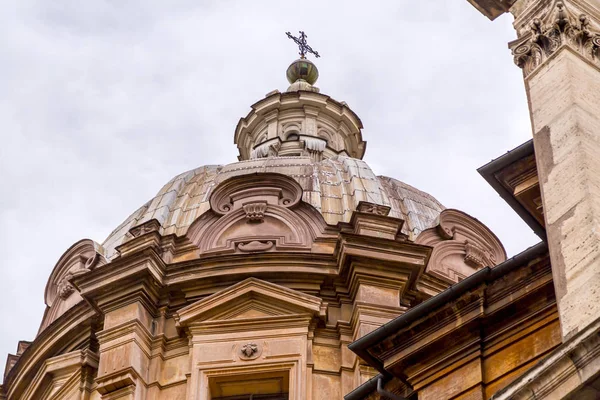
466, 0, 518, 20
166, 252, 338, 287
174, 277, 326, 327
334, 232, 432, 304
187, 314, 314, 336
71, 247, 165, 302
348, 302, 408, 342
379, 292, 485, 369
353, 252, 554, 385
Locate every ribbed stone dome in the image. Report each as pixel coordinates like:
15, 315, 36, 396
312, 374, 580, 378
102, 156, 444, 260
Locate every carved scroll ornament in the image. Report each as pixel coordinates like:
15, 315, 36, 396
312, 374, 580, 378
511, 1, 600, 76
209, 173, 302, 216
416, 209, 506, 284
187, 173, 320, 255
57, 275, 75, 300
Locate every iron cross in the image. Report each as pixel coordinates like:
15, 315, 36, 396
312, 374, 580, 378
285, 31, 320, 59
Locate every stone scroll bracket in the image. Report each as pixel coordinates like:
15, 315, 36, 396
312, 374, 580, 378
415, 209, 507, 291
39, 239, 107, 334
45, 239, 106, 308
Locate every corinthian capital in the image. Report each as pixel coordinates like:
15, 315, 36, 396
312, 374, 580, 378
509, 0, 600, 76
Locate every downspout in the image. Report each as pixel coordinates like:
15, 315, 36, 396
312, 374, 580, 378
377, 377, 406, 400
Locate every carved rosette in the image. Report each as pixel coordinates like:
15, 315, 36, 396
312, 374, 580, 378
238, 342, 262, 360
510, 1, 600, 76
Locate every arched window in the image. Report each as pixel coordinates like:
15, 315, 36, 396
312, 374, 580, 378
286, 133, 299, 141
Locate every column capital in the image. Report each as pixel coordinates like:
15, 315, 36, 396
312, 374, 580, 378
509, 0, 600, 76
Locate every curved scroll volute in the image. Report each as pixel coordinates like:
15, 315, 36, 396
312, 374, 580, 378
416, 209, 506, 285
40, 239, 106, 334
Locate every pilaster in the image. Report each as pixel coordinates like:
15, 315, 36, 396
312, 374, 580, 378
509, 0, 600, 340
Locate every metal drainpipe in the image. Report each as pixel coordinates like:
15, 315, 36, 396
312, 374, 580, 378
377, 377, 406, 400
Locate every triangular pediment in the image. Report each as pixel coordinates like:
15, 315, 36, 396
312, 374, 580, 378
175, 278, 325, 327
209, 297, 308, 321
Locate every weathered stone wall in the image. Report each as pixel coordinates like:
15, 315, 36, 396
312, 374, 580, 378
508, 0, 600, 340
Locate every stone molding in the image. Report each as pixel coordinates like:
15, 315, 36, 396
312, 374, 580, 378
357, 255, 558, 398
466, 0, 518, 20
209, 173, 303, 215
174, 277, 326, 328
2, 303, 98, 400
510, 0, 600, 76
3, 179, 503, 399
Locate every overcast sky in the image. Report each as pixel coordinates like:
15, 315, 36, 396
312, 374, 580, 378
0, 1, 538, 379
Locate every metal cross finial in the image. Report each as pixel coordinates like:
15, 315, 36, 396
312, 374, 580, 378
285, 31, 320, 59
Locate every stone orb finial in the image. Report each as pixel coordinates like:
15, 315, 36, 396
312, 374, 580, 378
286, 58, 318, 85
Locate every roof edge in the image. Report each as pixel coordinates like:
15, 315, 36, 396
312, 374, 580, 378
348, 241, 548, 369
477, 139, 546, 240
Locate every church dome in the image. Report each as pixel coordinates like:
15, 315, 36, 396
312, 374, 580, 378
101, 54, 445, 260
102, 156, 445, 260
